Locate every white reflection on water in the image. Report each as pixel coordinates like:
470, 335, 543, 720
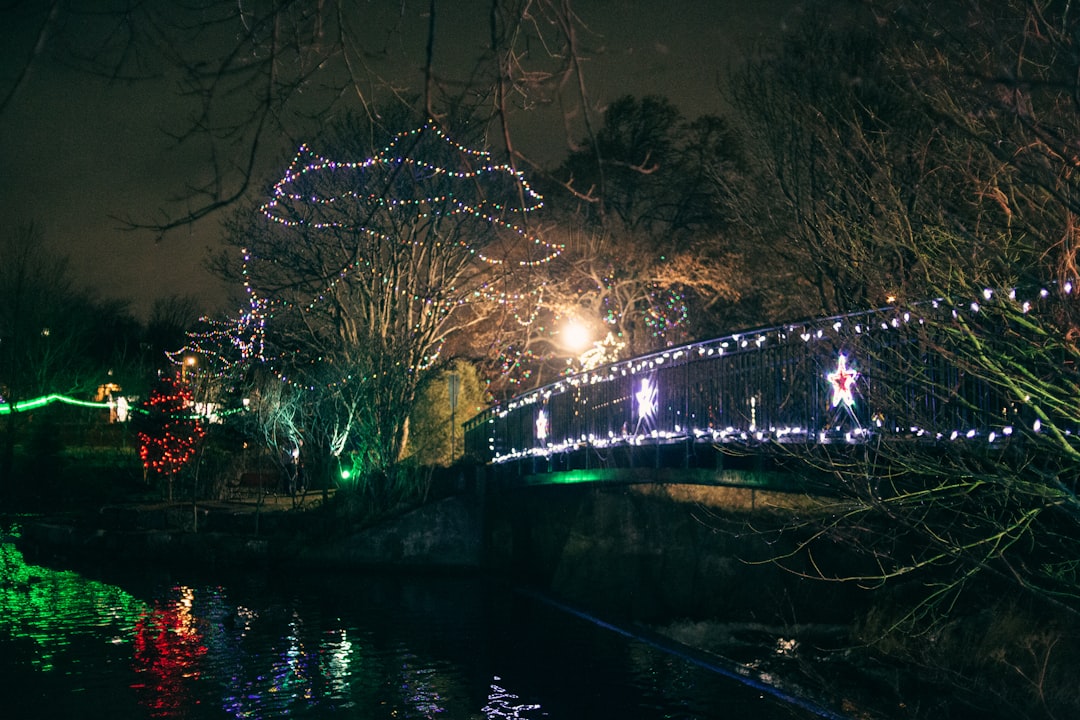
400, 662, 447, 716
322, 628, 353, 700
483, 676, 543, 718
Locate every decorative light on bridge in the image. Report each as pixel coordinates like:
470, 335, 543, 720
827, 354, 859, 408
636, 377, 657, 421
535, 409, 549, 442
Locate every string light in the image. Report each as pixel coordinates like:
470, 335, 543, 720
136, 374, 206, 476
200, 122, 566, 392
480, 279, 1080, 462
258, 122, 561, 266
0, 393, 110, 415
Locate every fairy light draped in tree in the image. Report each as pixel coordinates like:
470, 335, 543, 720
258, 122, 558, 266
170, 121, 572, 477
176, 123, 561, 392
179, 123, 699, 390
136, 374, 206, 476
166, 288, 270, 375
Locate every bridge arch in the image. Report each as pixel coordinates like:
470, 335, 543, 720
464, 288, 1071, 476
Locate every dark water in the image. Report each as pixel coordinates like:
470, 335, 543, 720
0, 523, 827, 720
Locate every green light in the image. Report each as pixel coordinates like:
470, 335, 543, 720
0, 393, 112, 415
518, 467, 801, 490
0, 392, 246, 421
340, 468, 351, 480
0, 527, 148, 672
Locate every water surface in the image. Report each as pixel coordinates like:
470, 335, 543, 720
0, 523, 825, 719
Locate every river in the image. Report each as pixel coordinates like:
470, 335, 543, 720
0, 520, 833, 719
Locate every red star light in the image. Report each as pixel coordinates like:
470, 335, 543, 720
827, 354, 858, 408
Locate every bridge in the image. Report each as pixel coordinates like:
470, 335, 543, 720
464, 287, 1072, 489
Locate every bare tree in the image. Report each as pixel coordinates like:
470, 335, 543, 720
0, 224, 126, 499
730, 2, 1080, 713
476, 96, 755, 389
214, 119, 547, 499
4, 1, 602, 239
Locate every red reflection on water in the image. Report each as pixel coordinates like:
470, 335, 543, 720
130, 587, 207, 717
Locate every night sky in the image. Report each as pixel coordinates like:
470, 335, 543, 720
1, 1, 801, 321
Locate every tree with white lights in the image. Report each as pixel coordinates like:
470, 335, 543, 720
212, 120, 551, 498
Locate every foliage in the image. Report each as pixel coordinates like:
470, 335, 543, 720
558, 95, 743, 235
0, 224, 100, 403
481, 96, 755, 389
0, 224, 150, 502
854, 594, 1080, 719
144, 295, 205, 378
405, 359, 489, 467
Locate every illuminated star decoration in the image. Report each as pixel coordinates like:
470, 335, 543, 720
827, 354, 859, 408
535, 409, 549, 442
637, 377, 658, 422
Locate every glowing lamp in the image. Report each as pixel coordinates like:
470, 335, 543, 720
561, 319, 591, 353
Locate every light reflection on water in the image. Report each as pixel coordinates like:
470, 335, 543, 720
0, 521, 819, 720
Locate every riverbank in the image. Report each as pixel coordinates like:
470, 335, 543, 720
12, 483, 1079, 720
16, 490, 484, 570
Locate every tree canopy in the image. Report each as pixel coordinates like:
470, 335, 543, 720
725, 2, 1080, 682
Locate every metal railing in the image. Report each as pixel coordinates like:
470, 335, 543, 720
464, 296, 1052, 466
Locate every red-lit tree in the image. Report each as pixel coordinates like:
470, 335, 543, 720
135, 374, 205, 500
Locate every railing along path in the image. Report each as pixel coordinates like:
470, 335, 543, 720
465, 289, 1075, 469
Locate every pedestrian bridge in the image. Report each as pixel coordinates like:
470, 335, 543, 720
464, 287, 1073, 488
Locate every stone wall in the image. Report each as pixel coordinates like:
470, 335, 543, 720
485, 482, 871, 624
19, 479, 874, 630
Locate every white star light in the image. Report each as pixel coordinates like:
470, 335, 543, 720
535, 409, 549, 441
637, 377, 657, 420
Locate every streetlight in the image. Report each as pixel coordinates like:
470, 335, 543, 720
561, 318, 592, 354
182, 355, 197, 382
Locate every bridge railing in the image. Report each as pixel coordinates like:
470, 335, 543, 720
464, 300, 1032, 466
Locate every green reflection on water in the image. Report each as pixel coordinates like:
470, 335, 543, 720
0, 523, 149, 671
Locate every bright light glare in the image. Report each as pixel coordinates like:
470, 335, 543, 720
561, 319, 592, 352
636, 378, 657, 420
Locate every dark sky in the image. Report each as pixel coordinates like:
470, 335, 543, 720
1, 1, 801, 321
